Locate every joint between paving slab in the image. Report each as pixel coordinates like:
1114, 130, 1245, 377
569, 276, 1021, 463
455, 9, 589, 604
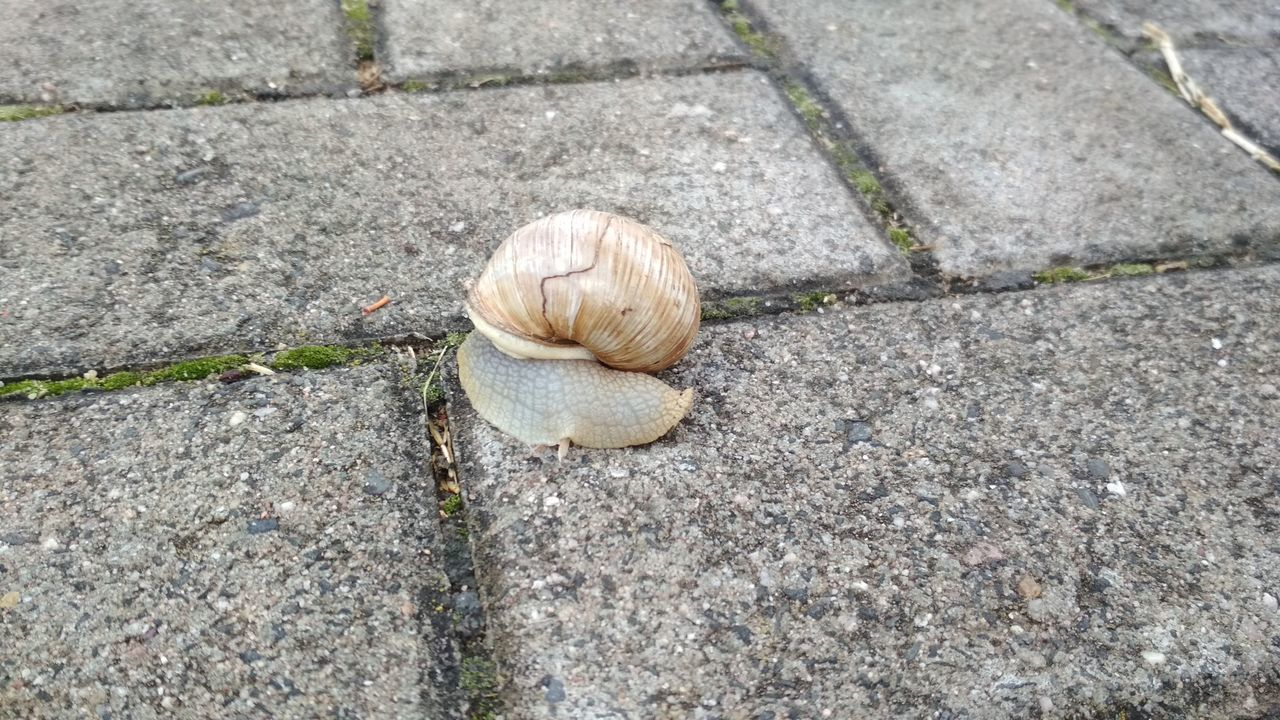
386, 58, 752, 96
0, 336, 447, 402
409, 336, 503, 719
709, 0, 945, 289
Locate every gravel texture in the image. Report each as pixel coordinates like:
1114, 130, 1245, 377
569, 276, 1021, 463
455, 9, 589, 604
0, 365, 457, 718
0, 70, 905, 379
748, 0, 1280, 278
0, 0, 354, 107
379, 0, 741, 80
449, 266, 1280, 718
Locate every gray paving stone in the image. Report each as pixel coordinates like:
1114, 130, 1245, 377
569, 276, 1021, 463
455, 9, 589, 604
450, 267, 1280, 717
0, 364, 455, 718
1072, 0, 1280, 41
749, 0, 1280, 279
0, 0, 354, 108
380, 0, 740, 80
1182, 48, 1280, 155
0, 70, 906, 379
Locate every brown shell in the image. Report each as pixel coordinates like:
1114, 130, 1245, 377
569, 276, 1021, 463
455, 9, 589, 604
466, 210, 701, 373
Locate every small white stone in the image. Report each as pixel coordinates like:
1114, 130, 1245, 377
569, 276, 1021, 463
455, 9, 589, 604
1217, 358, 1229, 367
1211, 337, 1223, 350
544, 110, 557, 120
450, 221, 466, 232
1263, 593, 1278, 612
712, 161, 728, 172
279, 501, 296, 513
543, 495, 561, 507
1142, 651, 1167, 665
41, 537, 59, 550
228, 411, 248, 426
1106, 481, 1126, 497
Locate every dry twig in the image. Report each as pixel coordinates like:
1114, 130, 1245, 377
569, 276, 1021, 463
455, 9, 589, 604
1143, 22, 1280, 172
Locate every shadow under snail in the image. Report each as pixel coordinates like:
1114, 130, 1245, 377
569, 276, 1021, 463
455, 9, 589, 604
457, 209, 700, 459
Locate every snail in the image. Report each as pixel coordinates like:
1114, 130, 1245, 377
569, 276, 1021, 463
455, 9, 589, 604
456, 210, 700, 459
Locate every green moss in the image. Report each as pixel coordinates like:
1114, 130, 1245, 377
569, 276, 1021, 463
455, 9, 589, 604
1054, 0, 1073, 10
461, 656, 501, 718
98, 371, 145, 391
849, 170, 882, 197
0, 105, 64, 122
794, 291, 836, 312
1108, 263, 1154, 277
784, 83, 822, 129
270, 345, 367, 371
0, 380, 44, 399
341, 0, 376, 61
441, 494, 463, 516
722, 5, 773, 58
888, 227, 913, 252
402, 80, 428, 93
1033, 266, 1092, 284
196, 90, 227, 106
701, 295, 763, 321
0, 378, 89, 399
145, 355, 249, 384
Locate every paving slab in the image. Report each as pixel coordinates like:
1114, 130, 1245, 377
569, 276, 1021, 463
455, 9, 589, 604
0, 364, 456, 718
0, 70, 906, 379
1072, 0, 1280, 41
0, 0, 354, 108
747, 0, 1280, 279
379, 0, 741, 80
450, 267, 1280, 717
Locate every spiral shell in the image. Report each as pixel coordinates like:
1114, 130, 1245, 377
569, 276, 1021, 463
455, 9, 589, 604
465, 210, 701, 373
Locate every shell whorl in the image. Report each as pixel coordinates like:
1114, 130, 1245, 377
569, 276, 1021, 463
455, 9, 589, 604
465, 210, 700, 373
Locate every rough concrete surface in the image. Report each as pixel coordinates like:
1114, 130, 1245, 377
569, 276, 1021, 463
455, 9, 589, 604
0, 364, 455, 718
748, 0, 1280, 278
0, 70, 905, 379
380, 0, 741, 80
450, 266, 1280, 718
1181, 48, 1280, 156
1072, 0, 1280, 41
0, 0, 354, 108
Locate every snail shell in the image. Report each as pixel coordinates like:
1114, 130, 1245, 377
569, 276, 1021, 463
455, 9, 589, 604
458, 210, 699, 453
465, 209, 700, 373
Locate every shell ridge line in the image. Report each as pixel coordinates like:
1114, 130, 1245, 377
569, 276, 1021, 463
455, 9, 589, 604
537, 212, 611, 343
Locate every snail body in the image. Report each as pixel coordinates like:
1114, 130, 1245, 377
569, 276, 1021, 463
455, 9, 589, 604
458, 210, 699, 456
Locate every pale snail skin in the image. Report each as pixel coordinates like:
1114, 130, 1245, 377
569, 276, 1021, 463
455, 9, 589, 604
457, 210, 700, 457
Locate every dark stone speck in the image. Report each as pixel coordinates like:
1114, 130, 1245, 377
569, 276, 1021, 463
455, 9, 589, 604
543, 675, 566, 703
363, 468, 392, 496
1087, 458, 1111, 480
247, 518, 279, 534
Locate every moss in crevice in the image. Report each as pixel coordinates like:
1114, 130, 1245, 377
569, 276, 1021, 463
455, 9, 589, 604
341, 0, 376, 62
1108, 262, 1155, 277
0, 105, 65, 122
1033, 267, 1093, 284
145, 355, 249, 383
701, 295, 764, 321
720, 0, 775, 59
783, 82, 823, 129
794, 291, 837, 313
270, 345, 377, 371
460, 655, 501, 719
195, 90, 228, 106
888, 227, 913, 253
